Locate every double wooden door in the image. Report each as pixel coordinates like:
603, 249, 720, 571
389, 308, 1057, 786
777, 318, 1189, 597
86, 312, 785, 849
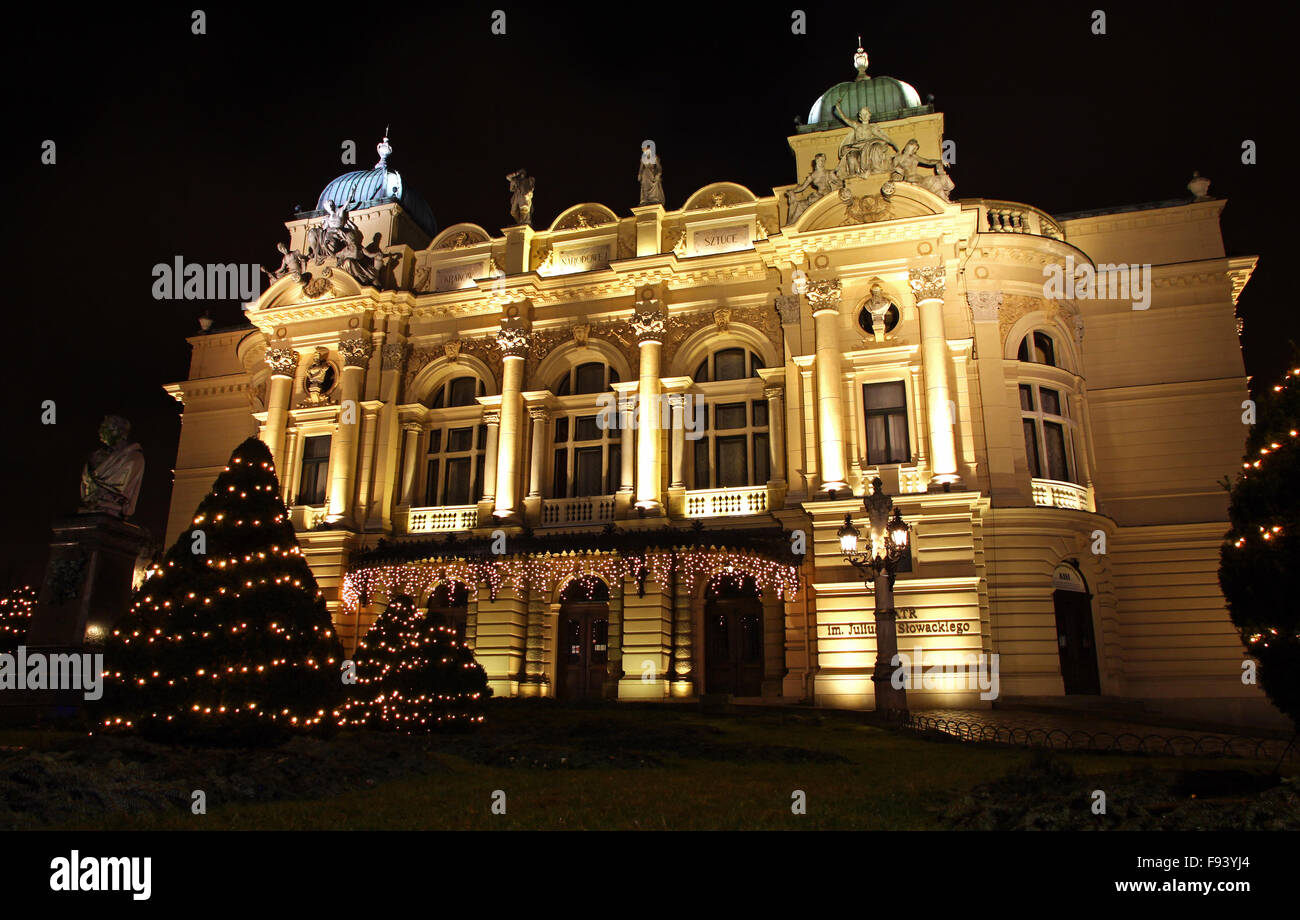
557, 603, 609, 700
704, 597, 764, 696
1053, 589, 1100, 694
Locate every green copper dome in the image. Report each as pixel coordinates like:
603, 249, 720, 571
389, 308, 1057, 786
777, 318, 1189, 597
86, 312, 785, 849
802, 43, 930, 131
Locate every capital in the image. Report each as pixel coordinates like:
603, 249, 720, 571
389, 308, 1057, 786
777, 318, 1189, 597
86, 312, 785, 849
529, 406, 550, 422
483, 409, 501, 426
265, 346, 299, 377
763, 385, 784, 401
630, 300, 668, 344
667, 393, 686, 410
774, 293, 802, 325
966, 290, 1002, 322
908, 265, 947, 302
339, 337, 375, 368
496, 321, 531, 358
381, 342, 409, 370
806, 279, 843, 316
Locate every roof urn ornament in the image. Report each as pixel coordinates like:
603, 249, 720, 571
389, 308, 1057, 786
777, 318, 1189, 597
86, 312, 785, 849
1188, 171, 1211, 201
79, 415, 146, 519
638, 140, 665, 206
375, 129, 392, 169
507, 169, 535, 226
853, 38, 869, 81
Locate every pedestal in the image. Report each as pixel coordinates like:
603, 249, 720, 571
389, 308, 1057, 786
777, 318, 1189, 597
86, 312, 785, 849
29, 513, 152, 647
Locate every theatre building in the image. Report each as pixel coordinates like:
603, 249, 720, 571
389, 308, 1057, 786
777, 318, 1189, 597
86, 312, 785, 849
162, 47, 1273, 724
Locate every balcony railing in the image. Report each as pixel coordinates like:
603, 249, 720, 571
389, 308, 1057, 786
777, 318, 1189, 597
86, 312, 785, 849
685, 485, 769, 518
969, 199, 1065, 241
541, 496, 615, 525
1030, 478, 1089, 511
408, 504, 478, 534
290, 504, 328, 531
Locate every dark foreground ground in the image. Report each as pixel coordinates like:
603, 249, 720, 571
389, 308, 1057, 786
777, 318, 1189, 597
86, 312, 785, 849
1, 701, 1296, 830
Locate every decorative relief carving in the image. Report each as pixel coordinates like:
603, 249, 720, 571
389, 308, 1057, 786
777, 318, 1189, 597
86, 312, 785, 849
555, 210, 614, 231
659, 303, 781, 371
629, 301, 668, 343
806, 279, 843, 315
839, 189, 893, 225
382, 343, 408, 371
996, 294, 1075, 344
339, 337, 374, 367
265, 347, 300, 377
301, 267, 335, 300
908, 265, 946, 302
774, 294, 802, 325
443, 340, 462, 361
573, 324, 591, 346
713, 308, 731, 331
435, 230, 489, 250
496, 322, 532, 358
966, 291, 1003, 323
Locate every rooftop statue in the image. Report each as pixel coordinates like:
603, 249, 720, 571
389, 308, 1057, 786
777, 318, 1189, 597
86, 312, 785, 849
832, 104, 899, 178
891, 138, 954, 201
638, 140, 664, 206
506, 169, 535, 226
308, 199, 362, 265
786, 152, 842, 224
79, 415, 145, 518
339, 231, 401, 288
262, 241, 310, 282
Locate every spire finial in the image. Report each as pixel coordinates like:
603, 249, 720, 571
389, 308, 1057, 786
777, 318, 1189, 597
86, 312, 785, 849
375, 129, 392, 169
853, 38, 869, 81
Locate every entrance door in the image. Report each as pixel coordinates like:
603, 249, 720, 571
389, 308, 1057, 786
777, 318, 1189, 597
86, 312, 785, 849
704, 594, 764, 696
1053, 589, 1100, 694
558, 603, 609, 700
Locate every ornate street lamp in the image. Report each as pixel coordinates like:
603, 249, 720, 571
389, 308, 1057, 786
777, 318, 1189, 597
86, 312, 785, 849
838, 477, 911, 716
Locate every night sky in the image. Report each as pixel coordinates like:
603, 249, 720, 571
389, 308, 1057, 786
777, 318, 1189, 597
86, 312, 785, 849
1, 2, 1284, 586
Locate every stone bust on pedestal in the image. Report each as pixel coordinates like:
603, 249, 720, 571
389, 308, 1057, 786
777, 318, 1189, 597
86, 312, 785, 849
79, 415, 145, 518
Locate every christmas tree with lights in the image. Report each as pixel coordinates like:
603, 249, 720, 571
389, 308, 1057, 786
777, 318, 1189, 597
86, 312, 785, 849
0, 584, 36, 653
1220, 362, 1300, 729
102, 437, 344, 744
340, 593, 488, 733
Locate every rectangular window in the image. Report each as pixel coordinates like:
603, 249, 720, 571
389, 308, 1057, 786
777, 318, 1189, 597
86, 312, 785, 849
574, 416, 601, 442
552, 449, 568, 499
1040, 388, 1061, 416
607, 443, 622, 495
575, 363, 605, 394
1023, 420, 1042, 479
753, 400, 769, 428
447, 427, 473, 452
574, 447, 603, 496
715, 403, 746, 430
693, 437, 710, 488
298, 435, 330, 505
444, 457, 472, 505
1019, 384, 1035, 412
448, 377, 477, 407
716, 436, 748, 487
754, 433, 770, 485
1044, 421, 1070, 481
714, 349, 745, 381
424, 458, 440, 506
554, 417, 569, 444
864, 382, 910, 465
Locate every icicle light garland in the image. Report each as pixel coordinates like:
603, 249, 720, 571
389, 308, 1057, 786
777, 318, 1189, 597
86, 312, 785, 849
342, 547, 801, 611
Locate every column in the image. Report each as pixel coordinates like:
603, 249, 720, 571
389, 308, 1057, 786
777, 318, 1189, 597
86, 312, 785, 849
493, 321, 530, 520
399, 423, 421, 505
480, 409, 501, 501
281, 427, 302, 504
807, 280, 848, 493
668, 393, 686, 488
764, 385, 786, 482
261, 345, 299, 476
793, 356, 818, 493
910, 266, 959, 488
632, 297, 667, 511
613, 383, 637, 493
327, 337, 373, 523
527, 407, 548, 498
372, 342, 407, 531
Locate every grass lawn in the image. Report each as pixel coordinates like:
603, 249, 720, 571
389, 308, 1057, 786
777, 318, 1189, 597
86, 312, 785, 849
17, 701, 1288, 831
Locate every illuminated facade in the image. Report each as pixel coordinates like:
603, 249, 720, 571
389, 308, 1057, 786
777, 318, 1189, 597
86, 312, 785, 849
163, 49, 1272, 724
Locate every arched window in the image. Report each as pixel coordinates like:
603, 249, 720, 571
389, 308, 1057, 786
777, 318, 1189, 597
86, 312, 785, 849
430, 376, 484, 409
693, 348, 764, 382
554, 362, 619, 396
1020, 383, 1077, 483
1017, 331, 1057, 367
427, 582, 470, 640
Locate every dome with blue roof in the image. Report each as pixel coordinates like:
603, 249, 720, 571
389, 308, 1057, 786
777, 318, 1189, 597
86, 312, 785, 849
312, 134, 438, 237
802, 42, 930, 132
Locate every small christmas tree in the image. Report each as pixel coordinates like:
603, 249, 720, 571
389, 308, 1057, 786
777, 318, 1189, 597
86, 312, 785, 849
340, 593, 488, 733
102, 438, 343, 744
0, 585, 36, 653
1220, 363, 1300, 729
